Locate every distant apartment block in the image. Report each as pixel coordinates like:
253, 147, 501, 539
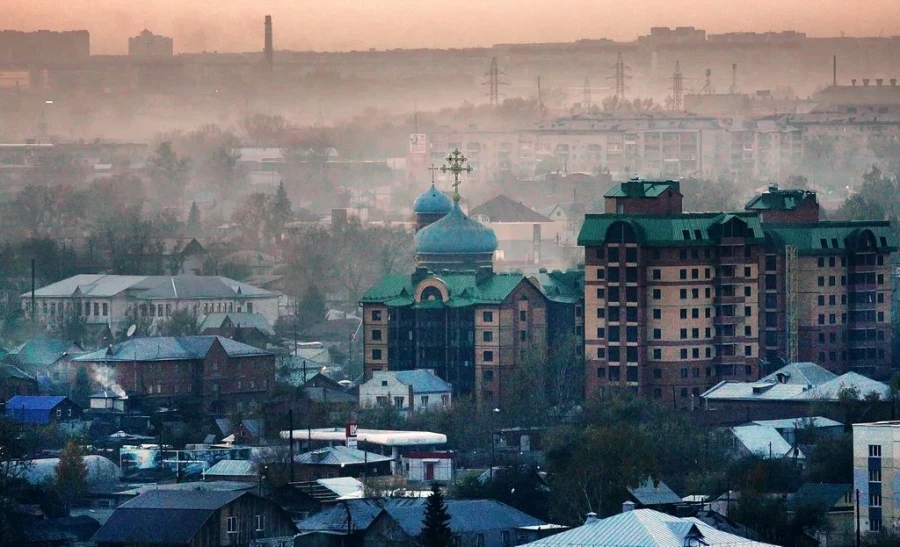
853, 421, 900, 533
579, 179, 894, 406
0, 30, 90, 65
128, 29, 174, 58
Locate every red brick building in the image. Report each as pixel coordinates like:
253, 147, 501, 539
579, 181, 895, 408
72, 336, 275, 414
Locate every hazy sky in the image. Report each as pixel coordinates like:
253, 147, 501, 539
5, 0, 900, 54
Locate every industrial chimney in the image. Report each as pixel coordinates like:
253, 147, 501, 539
863, 78, 870, 87
264, 15, 274, 71
876, 79, 883, 87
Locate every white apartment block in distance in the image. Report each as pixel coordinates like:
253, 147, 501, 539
853, 421, 900, 533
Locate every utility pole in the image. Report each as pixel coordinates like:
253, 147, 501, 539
289, 409, 295, 483
582, 77, 592, 114
856, 489, 861, 547
730, 63, 738, 94
30, 258, 36, 322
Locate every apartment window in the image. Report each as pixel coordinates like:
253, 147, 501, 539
608, 248, 619, 262
691, 268, 699, 280
372, 310, 382, 321
818, 257, 825, 267
705, 268, 711, 279
227, 516, 238, 534
680, 328, 688, 339
626, 346, 638, 362
597, 348, 606, 359
744, 286, 751, 297
372, 349, 382, 360
483, 331, 493, 342
519, 330, 527, 341
745, 326, 752, 337
652, 269, 661, 280
372, 329, 382, 341
870, 493, 882, 507
482, 311, 493, 322
692, 328, 699, 339
609, 326, 620, 342
653, 349, 662, 360
869, 445, 882, 458
94, 302, 100, 316
692, 308, 699, 319
818, 295, 825, 306
680, 349, 688, 359
625, 248, 637, 262
483, 351, 494, 362
609, 347, 620, 361
692, 289, 699, 299
608, 287, 620, 302
744, 266, 751, 277
597, 308, 606, 319
680, 269, 687, 280
870, 468, 882, 482
483, 369, 494, 381
680, 309, 687, 319
394, 397, 404, 408
680, 368, 688, 378
608, 268, 620, 283
596, 268, 606, 280
818, 314, 825, 325
597, 288, 606, 299
745, 345, 753, 356
597, 327, 606, 339
817, 276, 825, 287
680, 289, 687, 300
653, 328, 662, 340
653, 309, 661, 320
653, 289, 661, 300
692, 348, 700, 359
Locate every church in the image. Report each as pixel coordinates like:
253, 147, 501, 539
361, 151, 583, 409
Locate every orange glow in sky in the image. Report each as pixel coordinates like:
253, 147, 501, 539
4, 0, 899, 54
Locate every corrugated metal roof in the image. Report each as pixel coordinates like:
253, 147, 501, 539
751, 417, 843, 429
765, 221, 897, 255
604, 180, 680, 199
5, 395, 67, 410
529, 270, 583, 304
745, 189, 816, 211
470, 195, 553, 223
203, 459, 255, 477
628, 479, 682, 506
199, 313, 275, 335
9, 338, 82, 367
787, 483, 851, 512
759, 362, 837, 386
295, 499, 389, 533
392, 370, 452, 394
731, 425, 800, 459
386, 499, 544, 536
295, 445, 393, 466
703, 366, 889, 403
806, 372, 890, 400
73, 336, 271, 363
23, 274, 274, 299
520, 508, 778, 547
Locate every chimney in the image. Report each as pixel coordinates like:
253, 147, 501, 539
852, 79, 857, 87
876, 79, 884, 87
264, 15, 274, 71
768, 183, 779, 193
622, 501, 636, 513
863, 78, 870, 87
891, 79, 897, 87
585, 512, 599, 524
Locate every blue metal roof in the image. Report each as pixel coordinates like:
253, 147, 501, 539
413, 184, 453, 215
415, 202, 498, 255
386, 499, 543, 536
393, 370, 452, 394
73, 336, 271, 363
5, 396, 72, 424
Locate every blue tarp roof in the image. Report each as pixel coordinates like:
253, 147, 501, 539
4, 395, 71, 424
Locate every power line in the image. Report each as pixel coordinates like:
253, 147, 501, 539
671, 60, 684, 111
482, 56, 509, 107
606, 52, 631, 102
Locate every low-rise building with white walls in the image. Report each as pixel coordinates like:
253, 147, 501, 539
358, 370, 452, 414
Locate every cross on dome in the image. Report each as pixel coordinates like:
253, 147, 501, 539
440, 148, 473, 202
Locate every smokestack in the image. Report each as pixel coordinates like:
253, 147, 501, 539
852, 79, 857, 87
264, 15, 274, 71
876, 79, 883, 87
863, 78, 870, 87
891, 79, 897, 87
833, 55, 837, 87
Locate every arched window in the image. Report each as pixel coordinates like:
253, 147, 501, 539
421, 286, 443, 302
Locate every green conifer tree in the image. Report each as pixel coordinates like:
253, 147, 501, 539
421, 483, 453, 547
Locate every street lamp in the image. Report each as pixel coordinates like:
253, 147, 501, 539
490, 408, 500, 480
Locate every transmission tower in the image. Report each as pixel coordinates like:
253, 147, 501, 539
483, 57, 508, 107
606, 52, 631, 103
671, 60, 684, 111
583, 77, 592, 113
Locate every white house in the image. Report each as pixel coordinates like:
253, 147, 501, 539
358, 370, 451, 414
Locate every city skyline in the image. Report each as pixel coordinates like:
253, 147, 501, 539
4, 0, 900, 55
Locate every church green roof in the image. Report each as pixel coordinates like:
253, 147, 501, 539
745, 189, 817, 211
361, 272, 527, 308
578, 212, 764, 247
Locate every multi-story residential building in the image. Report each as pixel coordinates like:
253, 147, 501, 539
853, 421, 900, 533
72, 335, 275, 413
22, 275, 280, 335
361, 168, 582, 409
579, 180, 894, 406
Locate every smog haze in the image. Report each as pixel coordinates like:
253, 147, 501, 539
5, 0, 900, 54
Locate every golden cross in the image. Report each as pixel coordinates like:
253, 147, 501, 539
427, 164, 440, 184
440, 148, 473, 202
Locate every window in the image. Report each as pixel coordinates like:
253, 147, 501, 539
597, 308, 606, 319
653, 309, 661, 320
680, 328, 688, 339
692, 348, 700, 359
394, 396, 404, 408
372, 329, 382, 341
94, 302, 100, 316
608, 366, 621, 381
817, 276, 825, 287
372, 349, 382, 360
227, 516, 238, 534
256, 514, 265, 532
870, 445, 882, 458
691, 288, 699, 299
680, 309, 687, 319
608, 287, 620, 302
372, 310, 382, 321
608, 268, 620, 283
483, 351, 494, 362
653, 289, 661, 300
692, 268, 699, 279
680, 289, 687, 300
483, 369, 494, 381
519, 310, 527, 321
597, 288, 606, 299
745, 345, 752, 356
680, 269, 687, 280
519, 330, 527, 341
652, 269, 661, 280
818, 295, 825, 306
483, 331, 493, 342
596, 268, 606, 280
597, 348, 606, 359
870, 468, 882, 482
56, 409, 62, 418
653, 349, 662, 360
653, 328, 661, 340
680, 349, 688, 359
744, 266, 751, 277
597, 328, 606, 339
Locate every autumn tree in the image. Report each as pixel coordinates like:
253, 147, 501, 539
55, 440, 88, 513
157, 308, 201, 337
421, 483, 453, 547
147, 141, 191, 205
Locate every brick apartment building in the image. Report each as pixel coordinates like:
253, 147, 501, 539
580, 179, 894, 407
72, 336, 275, 414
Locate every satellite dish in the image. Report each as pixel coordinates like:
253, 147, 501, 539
126, 324, 137, 338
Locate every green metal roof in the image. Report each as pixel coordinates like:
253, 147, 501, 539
764, 221, 897, 255
578, 212, 765, 247
529, 269, 584, 304
604, 179, 681, 199
745, 189, 817, 211
361, 271, 528, 307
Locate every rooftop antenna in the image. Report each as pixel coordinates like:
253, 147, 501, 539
483, 57, 508, 107
701, 68, 714, 95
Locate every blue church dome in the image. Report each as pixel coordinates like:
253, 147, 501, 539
415, 201, 498, 254
413, 184, 453, 215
